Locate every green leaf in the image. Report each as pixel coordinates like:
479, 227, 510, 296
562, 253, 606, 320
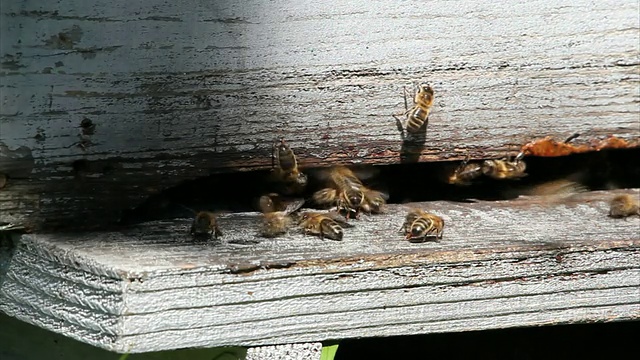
320, 344, 339, 360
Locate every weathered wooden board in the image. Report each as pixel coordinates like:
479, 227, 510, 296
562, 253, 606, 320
1, 0, 639, 230
1, 189, 638, 353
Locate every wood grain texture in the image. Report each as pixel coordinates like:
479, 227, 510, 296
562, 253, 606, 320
1, 0, 639, 230
1, 189, 638, 353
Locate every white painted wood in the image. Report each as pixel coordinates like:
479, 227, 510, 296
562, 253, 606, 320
0, 189, 638, 353
1, 0, 639, 230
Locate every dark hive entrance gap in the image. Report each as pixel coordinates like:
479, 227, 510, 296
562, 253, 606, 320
119, 148, 640, 225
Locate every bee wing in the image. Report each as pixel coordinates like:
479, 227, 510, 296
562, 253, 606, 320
349, 165, 380, 181
283, 198, 305, 214
365, 188, 389, 201
525, 179, 588, 198
310, 166, 378, 182
313, 188, 338, 205
308, 167, 334, 182
457, 163, 483, 178
324, 211, 353, 227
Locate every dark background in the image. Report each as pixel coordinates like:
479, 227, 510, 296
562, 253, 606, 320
335, 321, 638, 359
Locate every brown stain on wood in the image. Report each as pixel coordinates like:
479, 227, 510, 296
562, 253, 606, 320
289, 240, 640, 273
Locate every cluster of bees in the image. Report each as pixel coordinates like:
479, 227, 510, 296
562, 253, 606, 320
188, 84, 639, 242
189, 138, 446, 242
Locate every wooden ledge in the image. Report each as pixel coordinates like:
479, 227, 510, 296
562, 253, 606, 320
1, 189, 639, 353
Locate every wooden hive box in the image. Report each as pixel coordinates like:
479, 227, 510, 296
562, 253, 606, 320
1, 0, 639, 358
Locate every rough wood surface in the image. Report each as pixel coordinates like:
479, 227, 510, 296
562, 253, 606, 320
1, 189, 638, 353
1, 0, 639, 230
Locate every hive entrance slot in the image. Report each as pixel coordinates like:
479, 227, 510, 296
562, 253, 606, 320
119, 148, 640, 225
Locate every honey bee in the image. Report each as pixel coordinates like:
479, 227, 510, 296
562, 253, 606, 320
393, 84, 435, 137
258, 193, 305, 213
271, 139, 307, 195
259, 196, 304, 238
313, 166, 367, 218
299, 211, 349, 241
447, 156, 483, 185
190, 211, 223, 239
401, 208, 444, 242
608, 194, 640, 218
481, 158, 527, 180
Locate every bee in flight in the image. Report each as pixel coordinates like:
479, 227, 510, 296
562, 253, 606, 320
259, 194, 305, 238
393, 83, 435, 139
190, 211, 223, 240
401, 208, 444, 242
299, 211, 350, 241
608, 194, 640, 218
270, 139, 308, 195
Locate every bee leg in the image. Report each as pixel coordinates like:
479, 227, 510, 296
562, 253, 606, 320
403, 86, 412, 110
392, 114, 407, 140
